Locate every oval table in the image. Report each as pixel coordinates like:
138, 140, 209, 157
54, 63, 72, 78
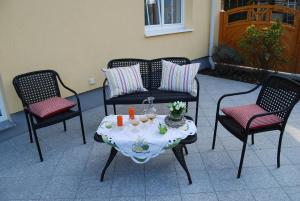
94, 115, 197, 184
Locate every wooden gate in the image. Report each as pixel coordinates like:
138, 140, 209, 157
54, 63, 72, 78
219, 4, 300, 74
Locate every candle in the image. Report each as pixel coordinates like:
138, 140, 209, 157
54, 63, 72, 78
117, 115, 123, 127
128, 107, 135, 120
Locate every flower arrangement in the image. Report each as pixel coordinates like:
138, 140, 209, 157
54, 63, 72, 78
168, 101, 186, 120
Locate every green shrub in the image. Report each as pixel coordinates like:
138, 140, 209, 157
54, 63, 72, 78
239, 21, 285, 72
213, 44, 243, 65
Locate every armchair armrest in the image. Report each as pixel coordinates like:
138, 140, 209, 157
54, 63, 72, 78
56, 74, 82, 111
245, 106, 291, 131
216, 85, 261, 116
102, 78, 109, 101
195, 77, 200, 97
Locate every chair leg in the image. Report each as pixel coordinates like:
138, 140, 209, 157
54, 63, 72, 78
212, 117, 218, 150
32, 128, 43, 162
63, 120, 67, 132
113, 104, 116, 115
79, 114, 86, 144
183, 145, 188, 155
104, 103, 108, 116
25, 112, 33, 143
277, 130, 284, 168
251, 134, 254, 145
186, 102, 188, 112
237, 137, 248, 178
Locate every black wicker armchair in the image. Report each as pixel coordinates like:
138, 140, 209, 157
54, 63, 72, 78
102, 57, 200, 125
13, 70, 86, 162
212, 75, 300, 178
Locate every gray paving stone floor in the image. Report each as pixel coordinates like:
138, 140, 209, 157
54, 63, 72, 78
1, 75, 300, 201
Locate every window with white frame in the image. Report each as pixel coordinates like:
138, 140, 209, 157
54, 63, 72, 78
145, 0, 185, 35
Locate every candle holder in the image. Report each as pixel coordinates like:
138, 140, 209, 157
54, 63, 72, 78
128, 107, 135, 120
117, 115, 123, 127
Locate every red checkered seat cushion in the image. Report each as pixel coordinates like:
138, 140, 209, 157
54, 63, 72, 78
29, 97, 76, 119
222, 104, 283, 129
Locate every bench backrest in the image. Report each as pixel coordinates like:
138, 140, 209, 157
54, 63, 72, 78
107, 57, 190, 90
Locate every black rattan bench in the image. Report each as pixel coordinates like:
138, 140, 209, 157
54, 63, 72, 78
102, 57, 200, 125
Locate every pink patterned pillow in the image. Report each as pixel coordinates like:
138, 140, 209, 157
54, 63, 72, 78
222, 104, 283, 129
29, 97, 76, 119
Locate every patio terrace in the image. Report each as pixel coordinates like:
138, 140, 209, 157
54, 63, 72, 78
1, 74, 300, 201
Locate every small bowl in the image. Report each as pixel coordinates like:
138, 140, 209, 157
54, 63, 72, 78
146, 113, 156, 120
129, 119, 140, 127
104, 121, 113, 129
139, 115, 149, 123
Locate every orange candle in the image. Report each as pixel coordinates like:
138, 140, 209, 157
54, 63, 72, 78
117, 115, 123, 127
128, 107, 135, 120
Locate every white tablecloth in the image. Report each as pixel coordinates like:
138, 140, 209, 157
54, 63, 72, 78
96, 115, 197, 163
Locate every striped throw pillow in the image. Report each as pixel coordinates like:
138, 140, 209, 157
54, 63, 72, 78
102, 64, 147, 98
222, 104, 283, 129
159, 60, 200, 96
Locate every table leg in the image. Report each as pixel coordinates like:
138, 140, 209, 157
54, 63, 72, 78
100, 147, 118, 182
183, 145, 188, 155
172, 144, 192, 184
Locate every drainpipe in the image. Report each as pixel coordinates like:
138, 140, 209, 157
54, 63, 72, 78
209, 0, 218, 69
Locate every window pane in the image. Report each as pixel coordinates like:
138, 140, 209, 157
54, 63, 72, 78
164, 0, 182, 24
145, 0, 161, 25
228, 11, 248, 23
272, 11, 295, 26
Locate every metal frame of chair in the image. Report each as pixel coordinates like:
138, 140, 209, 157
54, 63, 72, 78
13, 70, 86, 161
212, 74, 300, 178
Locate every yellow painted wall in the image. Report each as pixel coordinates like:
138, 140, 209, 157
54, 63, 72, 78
0, 0, 213, 114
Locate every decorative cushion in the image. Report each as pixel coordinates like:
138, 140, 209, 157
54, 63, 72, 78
102, 64, 147, 98
222, 104, 283, 129
159, 60, 200, 96
29, 97, 76, 119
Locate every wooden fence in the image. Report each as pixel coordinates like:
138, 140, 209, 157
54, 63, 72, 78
219, 4, 300, 74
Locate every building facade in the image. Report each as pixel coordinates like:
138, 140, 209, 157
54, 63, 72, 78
0, 0, 220, 115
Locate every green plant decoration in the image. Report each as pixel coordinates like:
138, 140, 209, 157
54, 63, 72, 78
239, 21, 285, 77
158, 123, 168, 135
213, 43, 243, 65
168, 101, 186, 119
